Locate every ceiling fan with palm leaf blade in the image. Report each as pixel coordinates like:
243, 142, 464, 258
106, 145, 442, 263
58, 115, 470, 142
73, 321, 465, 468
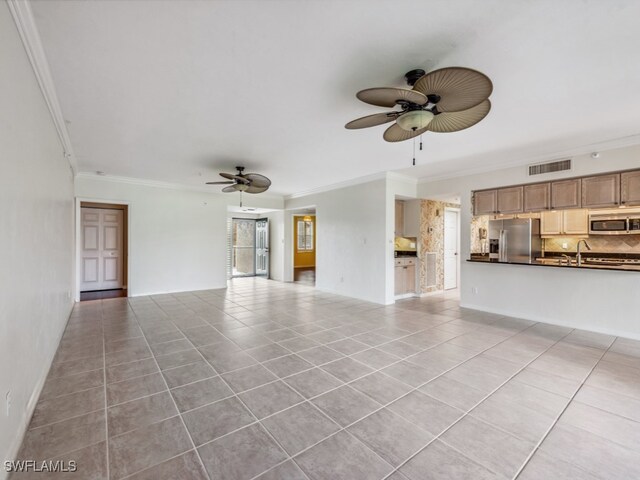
345, 67, 493, 163
206, 166, 271, 206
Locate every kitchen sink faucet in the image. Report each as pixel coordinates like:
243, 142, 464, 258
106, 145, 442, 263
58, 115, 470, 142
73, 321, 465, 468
576, 239, 592, 266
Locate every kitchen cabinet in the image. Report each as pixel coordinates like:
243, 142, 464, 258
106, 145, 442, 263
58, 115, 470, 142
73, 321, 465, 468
473, 190, 497, 215
621, 170, 640, 206
497, 186, 523, 214
540, 210, 562, 235
524, 183, 550, 212
395, 200, 404, 237
394, 257, 416, 295
540, 209, 588, 236
582, 173, 620, 208
551, 179, 581, 209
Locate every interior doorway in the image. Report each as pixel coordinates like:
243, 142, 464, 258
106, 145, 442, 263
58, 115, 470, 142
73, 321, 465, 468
79, 202, 128, 301
444, 207, 460, 290
293, 212, 316, 286
229, 218, 270, 278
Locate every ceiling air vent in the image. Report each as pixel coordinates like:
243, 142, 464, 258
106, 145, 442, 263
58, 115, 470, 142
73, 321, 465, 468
528, 159, 572, 176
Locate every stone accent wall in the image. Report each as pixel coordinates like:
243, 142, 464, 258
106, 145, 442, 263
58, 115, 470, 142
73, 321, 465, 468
419, 200, 460, 293
471, 215, 489, 254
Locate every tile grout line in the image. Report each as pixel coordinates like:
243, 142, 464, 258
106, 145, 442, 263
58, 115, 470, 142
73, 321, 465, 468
240, 312, 553, 479
124, 300, 213, 480
53, 286, 609, 480
379, 325, 580, 480
147, 295, 316, 480
101, 301, 111, 480
510, 338, 616, 480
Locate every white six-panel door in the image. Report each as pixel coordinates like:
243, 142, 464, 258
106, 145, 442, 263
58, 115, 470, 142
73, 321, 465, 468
81, 207, 124, 291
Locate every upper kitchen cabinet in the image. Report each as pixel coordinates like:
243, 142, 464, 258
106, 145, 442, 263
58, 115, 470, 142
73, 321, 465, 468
473, 189, 497, 215
563, 209, 589, 235
551, 179, 581, 209
394, 200, 404, 237
621, 170, 640, 206
523, 183, 550, 212
497, 186, 524, 214
582, 173, 620, 208
540, 210, 562, 235
540, 209, 588, 236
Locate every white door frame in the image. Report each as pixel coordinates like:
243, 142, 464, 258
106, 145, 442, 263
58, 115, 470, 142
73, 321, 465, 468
443, 207, 461, 291
75, 197, 130, 302
287, 209, 316, 283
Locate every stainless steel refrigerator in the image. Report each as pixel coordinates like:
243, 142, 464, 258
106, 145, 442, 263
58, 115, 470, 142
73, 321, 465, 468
488, 218, 541, 263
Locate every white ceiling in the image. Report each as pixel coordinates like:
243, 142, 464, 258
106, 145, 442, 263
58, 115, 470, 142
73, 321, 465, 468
31, 0, 640, 196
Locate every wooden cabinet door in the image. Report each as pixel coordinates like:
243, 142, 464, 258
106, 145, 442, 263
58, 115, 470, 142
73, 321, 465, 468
474, 190, 497, 215
524, 183, 550, 212
551, 179, 581, 209
497, 186, 524, 214
394, 266, 405, 295
621, 170, 640, 206
405, 265, 416, 293
540, 210, 562, 235
563, 209, 589, 235
395, 200, 404, 236
582, 174, 620, 208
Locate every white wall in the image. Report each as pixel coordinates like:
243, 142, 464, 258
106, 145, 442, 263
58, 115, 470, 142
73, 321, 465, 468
419, 145, 640, 339
286, 179, 388, 303
0, 2, 75, 469
75, 176, 283, 296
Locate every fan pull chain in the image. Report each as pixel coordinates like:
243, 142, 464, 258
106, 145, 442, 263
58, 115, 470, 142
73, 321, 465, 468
412, 137, 416, 166
240, 191, 243, 208
420, 135, 423, 151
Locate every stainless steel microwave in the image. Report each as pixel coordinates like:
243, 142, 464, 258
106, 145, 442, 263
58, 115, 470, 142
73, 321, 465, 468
589, 213, 640, 235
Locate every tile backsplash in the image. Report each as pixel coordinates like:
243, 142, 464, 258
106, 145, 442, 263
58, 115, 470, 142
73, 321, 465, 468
544, 235, 640, 254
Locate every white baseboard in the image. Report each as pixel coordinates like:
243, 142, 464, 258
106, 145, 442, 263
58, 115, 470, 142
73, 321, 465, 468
394, 293, 417, 300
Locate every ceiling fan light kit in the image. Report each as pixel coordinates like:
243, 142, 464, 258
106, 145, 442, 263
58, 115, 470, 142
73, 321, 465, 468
345, 66, 493, 150
396, 110, 434, 131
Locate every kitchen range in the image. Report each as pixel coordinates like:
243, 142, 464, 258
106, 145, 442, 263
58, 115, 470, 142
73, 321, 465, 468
469, 167, 640, 272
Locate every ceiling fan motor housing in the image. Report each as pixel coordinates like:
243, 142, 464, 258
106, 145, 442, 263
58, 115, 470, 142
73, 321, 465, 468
405, 69, 426, 86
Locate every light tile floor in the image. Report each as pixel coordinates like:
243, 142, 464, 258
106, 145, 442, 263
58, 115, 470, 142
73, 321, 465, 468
11, 278, 640, 480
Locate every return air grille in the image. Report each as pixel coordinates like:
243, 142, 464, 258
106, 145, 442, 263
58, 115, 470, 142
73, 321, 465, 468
425, 252, 437, 288
528, 159, 571, 176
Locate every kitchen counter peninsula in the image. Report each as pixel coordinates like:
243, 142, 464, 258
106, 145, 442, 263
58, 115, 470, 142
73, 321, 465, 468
468, 255, 640, 272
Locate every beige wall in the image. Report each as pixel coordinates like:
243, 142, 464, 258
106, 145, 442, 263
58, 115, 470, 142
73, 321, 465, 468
419, 200, 460, 293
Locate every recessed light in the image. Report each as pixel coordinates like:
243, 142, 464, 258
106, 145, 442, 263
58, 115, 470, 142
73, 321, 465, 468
591, 152, 600, 159
96, 171, 106, 176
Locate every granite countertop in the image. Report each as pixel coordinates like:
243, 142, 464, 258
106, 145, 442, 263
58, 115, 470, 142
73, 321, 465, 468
467, 256, 640, 272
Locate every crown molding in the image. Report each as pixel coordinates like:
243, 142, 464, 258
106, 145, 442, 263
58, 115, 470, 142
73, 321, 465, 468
8, 0, 77, 174
285, 171, 416, 200
75, 172, 285, 201
417, 133, 640, 185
